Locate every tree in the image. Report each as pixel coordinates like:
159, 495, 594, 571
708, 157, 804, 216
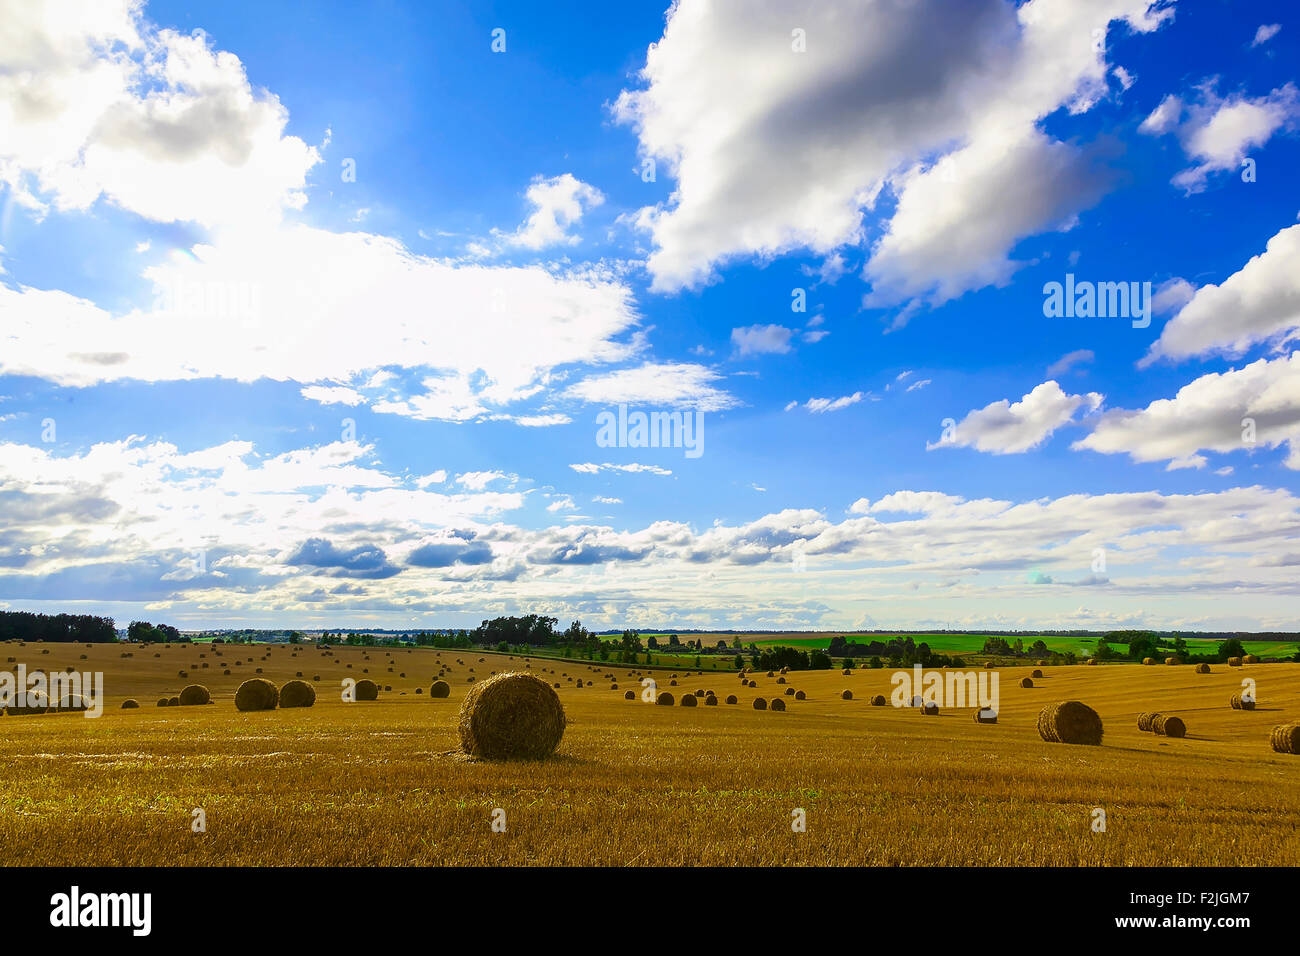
810, 650, 832, 670
734, 654, 744, 669
1218, 637, 1246, 661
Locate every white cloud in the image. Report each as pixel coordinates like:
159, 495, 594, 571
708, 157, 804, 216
1251, 24, 1281, 47
455, 470, 509, 491
300, 384, 366, 406
1143, 224, 1300, 365
547, 495, 578, 512
906, 379, 932, 392
731, 324, 794, 357
562, 362, 738, 411
930, 381, 1103, 454
0, 3, 320, 228
593, 495, 622, 504
793, 391, 867, 414
1138, 93, 1182, 135
1151, 276, 1196, 315
1046, 349, 1094, 377
614, 0, 1171, 296
1076, 352, 1300, 470
569, 462, 673, 476
495, 173, 604, 251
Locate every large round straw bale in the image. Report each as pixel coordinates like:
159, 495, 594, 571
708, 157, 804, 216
122, 699, 139, 709
770, 697, 786, 711
680, 693, 697, 707
777, 676, 787, 684
974, 707, 997, 723
870, 694, 887, 706
624, 690, 635, 700
1086, 658, 1097, 666
1030, 669, 1043, 678
234, 678, 279, 711
354, 679, 379, 700
1230, 692, 1255, 711
1244, 654, 1260, 664
1228, 656, 1242, 667
766, 671, 775, 678
1195, 662, 1211, 674
1037, 700, 1103, 745
178, 684, 210, 706
156, 697, 169, 707
280, 680, 316, 708
457, 672, 566, 759
167, 696, 180, 706
747, 680, 757, 688
725, 694, 738, 704
795, 690, 806, 700
704, 694, 718, 706
656, 692, 675, 706
921, 702, 939, 715
841, 689, 853, 700
753, 697, 767, 710
1137, 711, 1160, 731
1270, 724, 1300, 754
784, 687, 795, 696
1020, 677, 1034, 688
1142, 657, 1156, 665
1164, 657, 1178, 665
431, 680, 450, 698
1154, 714, 1186, 738
984, 660, 996, 668
841, 668, 852, 676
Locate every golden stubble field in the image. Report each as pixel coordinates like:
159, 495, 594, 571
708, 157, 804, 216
2, 640, 1298, 866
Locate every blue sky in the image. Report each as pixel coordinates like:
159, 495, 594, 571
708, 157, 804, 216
2, 0, 1299, 632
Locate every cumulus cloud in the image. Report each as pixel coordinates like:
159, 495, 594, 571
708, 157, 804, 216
929, 381, 1103, 454
1076, 353, 1300, 470
1143, 224, 1300, 365
494, 173, 604, 250
614, 0, 1171, 303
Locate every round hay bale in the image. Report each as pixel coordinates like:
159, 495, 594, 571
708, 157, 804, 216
656, 692, 675, 706
747, 680, 757, 688
680, 693, 698, 707
770, 697, 786, 712
1037, 700, 1103, 745
1020, 677, 1034, 688
280, 680, 316, 708
415, 688, 423, 695
178, 684, 210, 706
457, 672, 566, 760
921, 702, 939, 715
1270, 724, 1300, 754
840, 689, 853, 700
1037, 659, 1048, 666
1031, 669, 1043, 678
58, 694, 88, 712
223, 669, 232, 676
722, 694, 737, 704
870, 694, 887, 706
354, 679, 379, 700
1137, 712, 1160, 732
234, 678, 278, 712
1195, 662, 1211, 673
766, 671, 775, 677
1230, 692, 1256, 711
624, 690, 635, 700
167, 696, 180, 706
753, 697, 767, 710
841, 668, 852, 676
974, 707, 997, 724
156, 697, 169, 707
795, 690, 806, 700
694, 689, 705, 697
1142, 657, 1156, 665
313, 674, 321, 681
1154, 714, 1186, 738
1164, 657, 1178, 665
668, 679, 676, 687
121, 699, 139, 709
1228, 656, 1243, 667
777, 676, 787, 684
1086, 658, 1097, 666
784, 687, 795, 696
984, 660, 996, 668
704, 694, 718, 706
1244, 654, 1260, 664
431, 679, 450, 698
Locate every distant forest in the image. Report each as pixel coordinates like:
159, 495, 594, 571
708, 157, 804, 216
0, 611, 117, 643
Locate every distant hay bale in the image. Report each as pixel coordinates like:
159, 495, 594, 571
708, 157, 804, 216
1142, 657, 1156, 665
1086, 658, 1097, 666
680, 693, 698, 707
223, 669, 231, 675
795, 690, 806, 700
1244, 654, 1260, 664
1036, 659, 1048, 666
1195, 663, 1211, 673
1031, 669, 1043, 678
280, 680, 316, 708
167, 696, 179, 706
312, 674, 320, 681
870, 694, 887, 706
784, 687, 795, 696
780, 666, 790, 674
178, 684, 210, 706
1270, 724, 1300, 755
704, 694, 717, 706
984, 660, 996, 668
1164, 657, 1178, 665
770, 697, 786, 712
458, 672, 566, 760
841, 689, 853, 700
624, 690, 635, 700
694, 689, 705, 697
656, 692, 675, 706
841, 668, 852, 676
753, 697, 767, 710
974, 707, 997, 724
234, 678, 279, 712
156, 697, 169, 707
766, 671, 775, 677
777, 677, 787, 684
1228, 656, 1243, 667
119, 698, 139, 709
1020, 677, 1034, 688
921, 702, 939, 715
668, 679, 676, 686
1137, 712, 1160, 732
1037, 700, 1103, 745
1154, 714, 1186, 738
431, 680, 450, 698
1230, 692, 1255, 711
725, 695, 738, 704
747, 680, 757, 688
